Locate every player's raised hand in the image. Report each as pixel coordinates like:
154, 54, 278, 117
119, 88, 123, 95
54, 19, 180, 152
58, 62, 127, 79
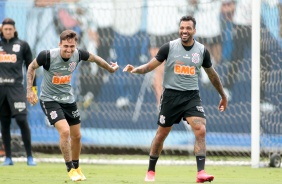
123, 64, 135, 73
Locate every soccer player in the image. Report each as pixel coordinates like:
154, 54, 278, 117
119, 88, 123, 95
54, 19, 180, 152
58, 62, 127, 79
26, 29, 119, 181
123, 15, 228, 183
0, 18, 37, 166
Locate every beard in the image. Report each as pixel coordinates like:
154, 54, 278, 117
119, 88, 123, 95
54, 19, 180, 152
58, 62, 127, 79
181, 37, 190, 43
182, 38, 188, 43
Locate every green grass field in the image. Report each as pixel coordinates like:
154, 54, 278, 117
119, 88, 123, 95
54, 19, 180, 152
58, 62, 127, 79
0, 159, 281, 184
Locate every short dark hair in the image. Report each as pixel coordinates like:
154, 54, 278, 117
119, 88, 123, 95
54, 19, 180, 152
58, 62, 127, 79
179, 15, 196, 28
60, 30, 78, 43
1, 18, 18, 38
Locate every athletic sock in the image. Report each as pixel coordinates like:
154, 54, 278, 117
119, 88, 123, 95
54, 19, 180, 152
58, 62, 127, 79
148, 156, 159, 172
196, 156, 206, 172
66, 161, 75, 172
72, 160, 79, 169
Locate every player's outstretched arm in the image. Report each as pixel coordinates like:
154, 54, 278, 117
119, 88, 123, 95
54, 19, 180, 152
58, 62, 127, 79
26, 59, 40, 105
87, 53, 119, 73
123, 57, 162, 74
203, 66, 228, 112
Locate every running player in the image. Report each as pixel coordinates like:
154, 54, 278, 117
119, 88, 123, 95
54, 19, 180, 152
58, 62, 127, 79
26, 29, 119, 181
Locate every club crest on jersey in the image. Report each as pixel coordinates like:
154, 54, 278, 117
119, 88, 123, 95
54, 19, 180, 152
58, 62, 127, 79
12, 44, 20, 52
192, 53, 200, 64
68, 62, 77, 72
72, 109, 80, 118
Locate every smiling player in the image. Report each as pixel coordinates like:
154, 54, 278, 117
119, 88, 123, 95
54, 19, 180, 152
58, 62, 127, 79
123, 15, 227, 183
26, 29, 119, 181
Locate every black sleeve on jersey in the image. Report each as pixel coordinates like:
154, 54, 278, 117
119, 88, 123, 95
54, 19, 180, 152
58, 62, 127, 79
23, 41, 33, 69
202, 48, 212, 68
23, 41, 36, 86
155, 42, 169, 62
36, 50, 51, 71
78, 49, 90, 61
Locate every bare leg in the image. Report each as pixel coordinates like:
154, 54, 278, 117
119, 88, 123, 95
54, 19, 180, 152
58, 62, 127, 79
186, 116, 207, 173
186, 117, 214, 181
150, 126, 172, 156
147, 125, 172, 174
55, 120, 72, 162
70, 123, 82, 160
186, 117, 206, 155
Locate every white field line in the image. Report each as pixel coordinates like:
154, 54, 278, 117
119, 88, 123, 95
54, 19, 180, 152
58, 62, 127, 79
0, 157, 270, 166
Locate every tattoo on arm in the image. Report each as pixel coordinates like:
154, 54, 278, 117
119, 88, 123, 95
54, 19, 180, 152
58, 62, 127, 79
135, 66, 150, 74
134, 58, 160, 74
27, 60, 39, 89
88, 53, 113, 72
204, 67, 226, 98
87, 53, 96, 63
